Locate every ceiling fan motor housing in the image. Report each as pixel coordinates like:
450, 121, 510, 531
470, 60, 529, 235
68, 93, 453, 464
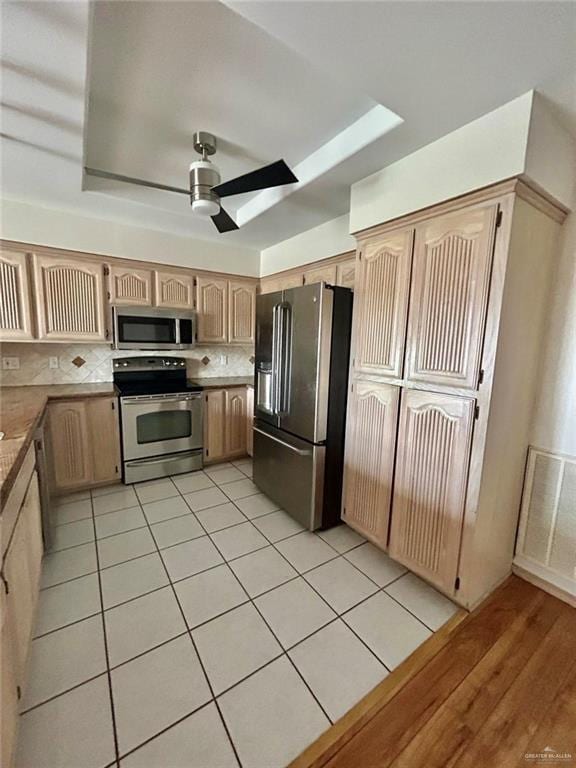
189, 159, 221, 216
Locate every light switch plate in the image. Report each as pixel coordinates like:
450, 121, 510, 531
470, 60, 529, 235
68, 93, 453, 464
2, 357, 20, 370
219, 355, 228, 365
49, 356, 59, 369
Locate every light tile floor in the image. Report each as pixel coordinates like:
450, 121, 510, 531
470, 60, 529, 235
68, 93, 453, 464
17, 457, 459, 768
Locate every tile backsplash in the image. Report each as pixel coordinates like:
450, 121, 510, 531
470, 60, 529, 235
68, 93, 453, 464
0, 343, 254, 386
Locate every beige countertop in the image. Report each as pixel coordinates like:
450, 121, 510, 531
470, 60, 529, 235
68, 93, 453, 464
0, 383, 116, 510
188, 377, 254, 389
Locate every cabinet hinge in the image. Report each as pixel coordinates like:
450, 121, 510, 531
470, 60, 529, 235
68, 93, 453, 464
16, 685, 21, 700
496, 210, 503, 229
105, 329, 110, 340
478, 369, 484, 385
115, 465, 119, 474
103, 265, 110, 276
107, 291, 111, 300
0, 571, 9, 595
474, 405, 480, 420
350, 383, 354, 393
111, 400, 115, 410
455, 576, 461, 591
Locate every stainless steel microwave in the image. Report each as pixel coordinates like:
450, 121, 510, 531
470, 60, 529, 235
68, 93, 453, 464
112, 306, 196, 350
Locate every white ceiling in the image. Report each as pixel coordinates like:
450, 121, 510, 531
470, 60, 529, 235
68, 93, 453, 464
1, 0, 575, 253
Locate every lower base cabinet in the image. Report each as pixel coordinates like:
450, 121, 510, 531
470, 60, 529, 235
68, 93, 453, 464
342, 380, 399, 548
204, 387, 249, 463
1, 468, 43, 768
388, 389, 475, 594
47, 396, 121, 493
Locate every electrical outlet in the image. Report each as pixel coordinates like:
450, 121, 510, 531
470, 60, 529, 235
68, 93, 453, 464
219, 355, 228, 365
49, 356, 59, 369
2, 357, 20, 370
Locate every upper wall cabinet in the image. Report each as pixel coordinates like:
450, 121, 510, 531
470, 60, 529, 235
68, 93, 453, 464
354, 228, 414, 379
33, 255, 108, 342
229, 281, 256, 344
303, 264, 337, 286
0, 250, 34, 340
196, 277, 228, 343
155, 271, 194, 309
260, 273, 303, 294
405, 204, 498, 389
336, 258, 356, 289
109, 266, 153, 306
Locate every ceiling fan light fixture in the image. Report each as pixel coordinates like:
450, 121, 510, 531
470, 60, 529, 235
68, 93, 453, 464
191, 198, 220, 217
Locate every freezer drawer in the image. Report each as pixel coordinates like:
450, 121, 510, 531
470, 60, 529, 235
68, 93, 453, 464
253, 422, 325, 531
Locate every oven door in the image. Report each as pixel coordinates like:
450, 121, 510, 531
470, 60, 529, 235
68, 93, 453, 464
120, 393, 203, 461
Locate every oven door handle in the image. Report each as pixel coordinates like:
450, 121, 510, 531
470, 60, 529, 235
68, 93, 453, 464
122, 395, 200, 406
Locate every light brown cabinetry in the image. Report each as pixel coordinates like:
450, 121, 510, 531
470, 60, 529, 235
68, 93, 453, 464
109, 266, 153, 306
155, 271, 194, 309
228, 282, 256, 344
342, 380, 399, 547
204, 387, 249, 463
47, 396, 121, 493
196, 277, 228, 344
260, 273, 303, 294
1, 464, 43, 768
354, 228, 414, 379
33, 255, 108, 342
405, 205, 498, 389
389, 390, 474, 592
303, 264, 337, 286
345, 181, 564, 608
0, 249, 34, 340
336, 259, 356, 289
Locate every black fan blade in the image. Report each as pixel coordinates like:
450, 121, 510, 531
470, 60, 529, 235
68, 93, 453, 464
84, 167, 190, 195
212, 159, 297, 198
211, 206, 239, 233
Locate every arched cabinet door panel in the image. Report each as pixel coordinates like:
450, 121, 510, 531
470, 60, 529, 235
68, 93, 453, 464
342, 380, 399, 547
109, 267, 153, 306
389, 389, 475, 594
354, 228, 414, 379
0, 250, 34, 340
405, 204, 498, 389
33, 255, 107, 341
155, 271, 194, 309
228, 282, 256, 344
225, 388, 248, 457
196, 277, 228, 343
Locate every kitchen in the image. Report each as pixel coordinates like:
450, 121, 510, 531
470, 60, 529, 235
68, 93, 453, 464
2, 2, 576, 768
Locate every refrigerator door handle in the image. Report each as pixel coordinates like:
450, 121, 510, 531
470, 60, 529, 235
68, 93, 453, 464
253, 426, 312, 455
277, 303, 292, 415
271, 303, 280, 414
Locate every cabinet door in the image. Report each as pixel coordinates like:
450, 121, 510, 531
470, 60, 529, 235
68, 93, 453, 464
1, 586, 18, 768
303, 264, 337, 286
86, 397, 121, 485
48, 401, 92, 490
155, 271, 194, 309
33, 255, 107, 341
228, 282, 256, 344
336, 258, 356, 289
405, 205, 498, 389
260, 273, 303, 294
197, 277, 228, 343
0, 250, 34, 340
389, 389, 474, 593
246, 386, 254, 457
204, 389, 226, 463
342, 380, 399, 547
225, 388, 247, 457
354, 229, 414, 379
3, 472, 43, 688
109, 266, 153, 306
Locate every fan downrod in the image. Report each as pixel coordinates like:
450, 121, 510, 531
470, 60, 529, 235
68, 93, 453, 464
193, 131, 217, 159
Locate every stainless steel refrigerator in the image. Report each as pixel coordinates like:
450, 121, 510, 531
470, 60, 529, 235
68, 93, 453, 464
253, 282, 353, 530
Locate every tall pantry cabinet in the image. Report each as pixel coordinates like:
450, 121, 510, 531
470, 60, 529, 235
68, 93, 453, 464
342, 179, 566, 609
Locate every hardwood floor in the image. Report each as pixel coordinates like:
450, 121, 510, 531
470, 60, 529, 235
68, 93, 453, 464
291, 576, 576, 768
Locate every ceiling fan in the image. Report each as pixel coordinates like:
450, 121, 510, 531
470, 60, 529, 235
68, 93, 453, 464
84, 132, 298, 233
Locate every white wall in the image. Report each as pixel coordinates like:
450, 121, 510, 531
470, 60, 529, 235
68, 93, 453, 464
260, 213, 355, 276
530, 212, 576, 456
0, 199, 260, 276
350, 92, 533, 233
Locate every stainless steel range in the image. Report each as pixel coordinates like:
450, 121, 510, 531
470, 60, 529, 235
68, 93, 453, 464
114, 357, 203, 484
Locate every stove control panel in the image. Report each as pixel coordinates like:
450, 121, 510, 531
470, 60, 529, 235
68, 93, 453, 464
114, 357, 187, 370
